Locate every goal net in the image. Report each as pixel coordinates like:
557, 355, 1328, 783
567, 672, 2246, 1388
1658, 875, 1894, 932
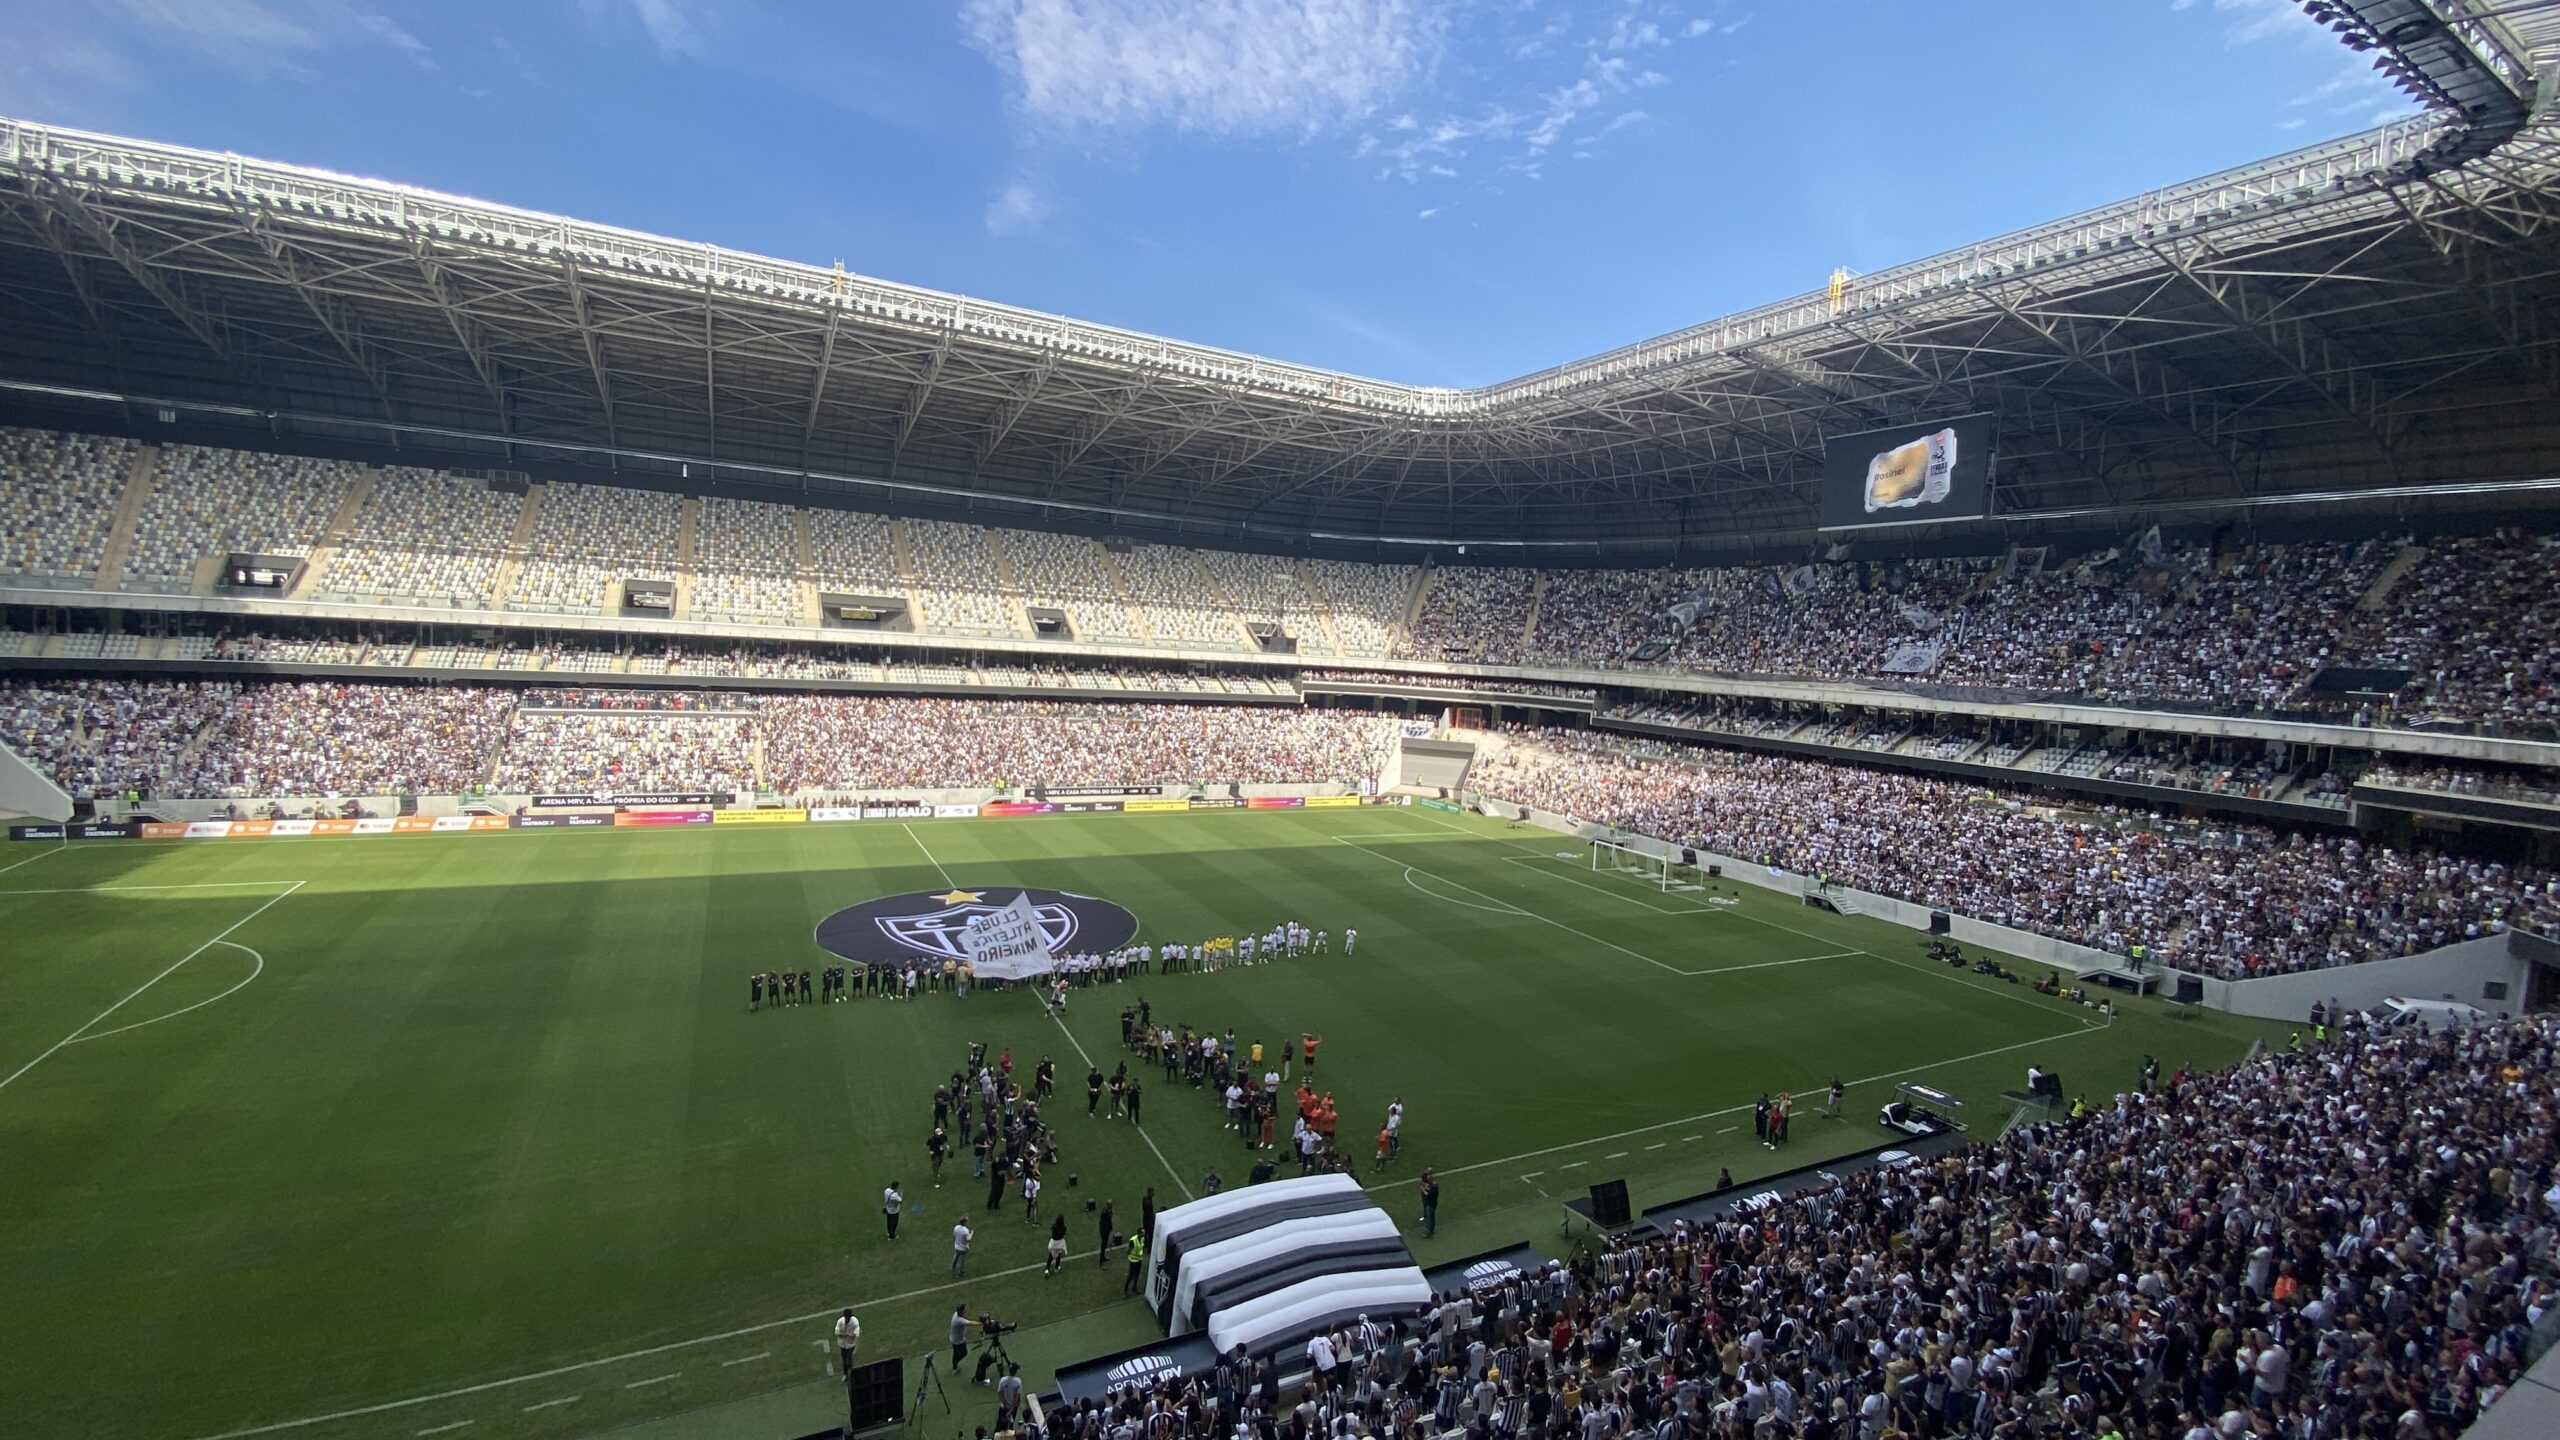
1590, 838, 1702, 891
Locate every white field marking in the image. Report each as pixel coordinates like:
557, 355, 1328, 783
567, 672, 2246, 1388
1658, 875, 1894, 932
192, 1264, 1075, 1439
901, 823, 959, 889
1645, 1143, 1667, 1150
1605, 1151, 1628, 1159
64, 941, 263, 1045
1675, 953, 1836, 977
1684, 1135, 1703, 1142
719, 1353, 770, 1367
416, 1424, 471, 1437
1402, 866, 1525, 915
1367, 1020, 2091, 1193
1496, 854, 1718, 916
1691, 886, 2101, 1023
1560, 1160, 1585, 1169
177, 941, 2093, 1440
1520, 846, 2100, 1022
1323, 832, 1449, 842
1049, 1007, 1194, 1202
1519, 1171, 1545, 1181
186, 1028, 2123, 1440
0, 845, 60, 878
623, 1374, 678, 1389
521, 1396, 578, 1412
0, 881, 302, 1096
0, 880, 310, 896
1333, 839, 1686, 975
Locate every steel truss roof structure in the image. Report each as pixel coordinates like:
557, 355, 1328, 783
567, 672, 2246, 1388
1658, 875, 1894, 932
0, 5, 2554, 553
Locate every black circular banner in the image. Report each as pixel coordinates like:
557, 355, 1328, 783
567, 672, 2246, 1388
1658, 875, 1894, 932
814, 887, 1139, 969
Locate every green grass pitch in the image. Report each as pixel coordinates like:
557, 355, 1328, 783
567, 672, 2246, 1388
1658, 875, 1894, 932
0, 808, 2273, 1439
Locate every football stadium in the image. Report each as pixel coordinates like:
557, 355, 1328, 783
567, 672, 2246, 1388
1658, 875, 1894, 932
3, 6, 2560, 1440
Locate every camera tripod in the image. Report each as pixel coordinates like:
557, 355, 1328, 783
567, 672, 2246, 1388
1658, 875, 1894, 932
903, 1352, 951, 1432
971, 1326, 1016, 1385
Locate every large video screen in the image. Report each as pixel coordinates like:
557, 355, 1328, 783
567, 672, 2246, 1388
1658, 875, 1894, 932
1817, 412, 1997, 530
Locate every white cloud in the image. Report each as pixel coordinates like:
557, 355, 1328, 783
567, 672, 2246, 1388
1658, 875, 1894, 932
1603, 15, 1666, 51
1417, 206, 1440, 219
2276, 116, 2306, 130
984, 180, 1055, 236
1721, 12, 1754, 34
111, 0, 433, 72
2212, 0, 2315, 48
2171, 0, 2196, 10
964, 0, 1443, 139
619, 0, 705, 56
1681, 18, 1712, 38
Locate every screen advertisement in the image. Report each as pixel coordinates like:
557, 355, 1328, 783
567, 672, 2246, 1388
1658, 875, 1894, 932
1818, 412, 1996, 530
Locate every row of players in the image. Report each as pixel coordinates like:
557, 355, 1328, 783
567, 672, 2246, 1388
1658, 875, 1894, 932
748, 921, 1365, 1009
749, 966, 845, 1008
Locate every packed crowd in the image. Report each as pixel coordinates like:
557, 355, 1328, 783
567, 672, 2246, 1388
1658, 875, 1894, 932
0, 677, 236, 799
490, 708, 756, 795
1306, 671, 1597, 702
1479, 730, 2557, 978
170, 683, 513, 797
0, 679, 1396, 800
9, 422, 2555, 722
1398, 1016, 2557, 1440
2366, 761, 2560, 809
763, 698, 1395, 792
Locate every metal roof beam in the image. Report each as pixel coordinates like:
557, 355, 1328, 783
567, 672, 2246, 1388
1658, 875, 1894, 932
557, 254, 619, 450
34, 179, 241, 372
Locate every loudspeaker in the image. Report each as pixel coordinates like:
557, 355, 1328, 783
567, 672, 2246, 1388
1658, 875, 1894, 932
1680, 848, 1697, 867
1706, 865, 1722, 878
846, 1356, 903, 1430
1929, 911, 1952, 935
1587, 1179, 1631, 1229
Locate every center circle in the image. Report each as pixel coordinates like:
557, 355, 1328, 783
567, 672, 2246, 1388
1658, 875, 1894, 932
813, 887, 1140, 969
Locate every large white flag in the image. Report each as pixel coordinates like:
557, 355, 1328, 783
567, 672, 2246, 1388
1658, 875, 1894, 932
963, 891, 1058, 982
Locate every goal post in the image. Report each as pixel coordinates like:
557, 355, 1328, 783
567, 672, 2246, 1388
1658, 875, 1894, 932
1590, 837, 1672, 891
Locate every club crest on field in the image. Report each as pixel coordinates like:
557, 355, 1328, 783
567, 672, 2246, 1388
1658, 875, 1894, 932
813, 887, 1139, 968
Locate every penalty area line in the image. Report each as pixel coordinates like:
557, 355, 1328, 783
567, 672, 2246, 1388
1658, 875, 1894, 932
0, 881, 303, 1097
62, 941, 264, 1045
1366, 1019, 2093, 1192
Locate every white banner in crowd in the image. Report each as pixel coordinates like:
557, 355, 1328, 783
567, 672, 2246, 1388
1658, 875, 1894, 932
963, 892, 1057, 981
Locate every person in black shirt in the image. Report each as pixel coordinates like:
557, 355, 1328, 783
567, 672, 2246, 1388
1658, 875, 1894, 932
750, 972, 763, 1011
1086, 1065, 1105, 1116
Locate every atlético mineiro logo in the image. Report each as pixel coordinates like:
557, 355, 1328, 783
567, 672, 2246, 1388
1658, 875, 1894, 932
812, 887, 1140, 968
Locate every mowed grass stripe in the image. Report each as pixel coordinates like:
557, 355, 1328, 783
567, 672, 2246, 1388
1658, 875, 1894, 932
0, 813, 2269, 1440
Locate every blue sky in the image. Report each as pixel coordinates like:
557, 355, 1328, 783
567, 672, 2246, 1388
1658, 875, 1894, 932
6, 0, 2417, 387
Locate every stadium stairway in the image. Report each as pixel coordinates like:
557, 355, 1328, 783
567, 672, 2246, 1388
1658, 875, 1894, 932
1517, 572, 1550, 655
791, 511, 822, 626
1399, 565, 1436, 646
985, 529, 1039, 637
2362, 540, 2424, 612
287, 468, 377, 600
673, 497, 700, 620
91, 444, 162, 592
888, 517, 917, 580
488, 482, 545, 605
1294, 564, 1350, 656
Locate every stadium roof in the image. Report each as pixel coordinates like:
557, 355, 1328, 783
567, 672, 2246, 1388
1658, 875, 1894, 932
0, 5, 2553, 553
